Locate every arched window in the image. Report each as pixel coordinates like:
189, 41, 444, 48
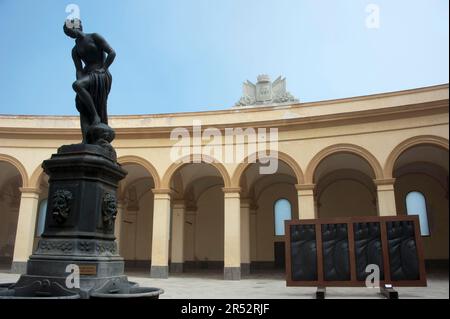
36, 199, 47, 237
406, 191, 430, 236
274, 199, 292, 236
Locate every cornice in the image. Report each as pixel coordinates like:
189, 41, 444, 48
1, 83, 447, 120
0, 99, 447, 140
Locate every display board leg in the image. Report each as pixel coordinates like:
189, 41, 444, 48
315, 287, 326, 299
380, 284, 399, 299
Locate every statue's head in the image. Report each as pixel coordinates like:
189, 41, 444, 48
63, 19, 83, 39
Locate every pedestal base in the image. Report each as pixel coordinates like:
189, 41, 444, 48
224, 267, 241, 280
151, 266, 169, 278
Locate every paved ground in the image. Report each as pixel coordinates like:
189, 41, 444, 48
0, 267, 448, 299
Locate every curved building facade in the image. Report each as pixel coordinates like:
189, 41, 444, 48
0, 84, 448, 279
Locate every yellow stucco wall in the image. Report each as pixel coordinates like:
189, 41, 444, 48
253, 183, 297, 262
395, 174, 449, 260
194, 186, 224, 262
318, 180, 377, 218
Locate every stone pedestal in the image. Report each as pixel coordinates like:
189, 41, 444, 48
7, 144, 134, 298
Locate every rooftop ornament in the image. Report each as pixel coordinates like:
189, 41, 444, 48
235, 74, 299, 107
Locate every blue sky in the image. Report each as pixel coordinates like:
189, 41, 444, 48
0, 0, 448, 115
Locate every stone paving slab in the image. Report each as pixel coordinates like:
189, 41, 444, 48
1, 270, 448, 299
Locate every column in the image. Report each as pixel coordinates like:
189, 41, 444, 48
296, 184, 316, 220
150, 189, 171, 278
223, 187, 241, 280
11, 188, 40, 274
240, 199, 251, 275
375, 179, 397, 216
170, 200, 185, 273
114, 201, 125, 254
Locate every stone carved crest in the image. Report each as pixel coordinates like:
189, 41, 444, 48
52, 189, 73, 224
235, 74, 299, 107
102, 192, 117, 231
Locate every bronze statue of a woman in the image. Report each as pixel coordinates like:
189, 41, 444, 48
64, 19, 116, 146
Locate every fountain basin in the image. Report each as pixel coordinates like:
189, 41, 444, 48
0, 290, 81, 299
90, 287, 164, 299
